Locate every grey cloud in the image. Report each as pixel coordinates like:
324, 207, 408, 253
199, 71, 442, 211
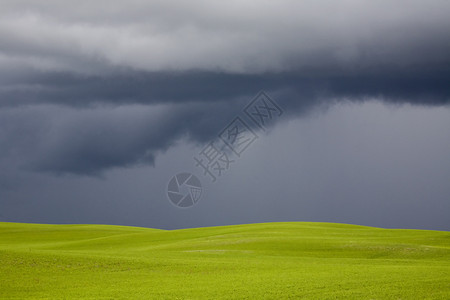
2, 66, 449, 108
1, 63, 449, 176
0, 102, 244, 176
0, 0, 449, 176
0, 0, 450, 73
1, 0, 449, 106
0, 1, 450, 232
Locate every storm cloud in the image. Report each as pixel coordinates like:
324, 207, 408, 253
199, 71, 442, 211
0, 1, 449, 230
1, 0, 450, 72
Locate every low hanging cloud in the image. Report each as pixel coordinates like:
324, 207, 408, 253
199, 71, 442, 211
0, 0, 449, 175
0, 100, 249, 175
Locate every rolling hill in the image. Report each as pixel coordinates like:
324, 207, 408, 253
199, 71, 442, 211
0, 222, 449, 299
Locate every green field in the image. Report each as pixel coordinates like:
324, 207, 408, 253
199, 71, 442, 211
0, 222, 449, 299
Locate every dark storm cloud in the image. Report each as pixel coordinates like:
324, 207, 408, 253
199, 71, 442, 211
1, 65, 450, 108
0, 102, 244, 175
0, 0, 449, 175
3, 66, 448, 176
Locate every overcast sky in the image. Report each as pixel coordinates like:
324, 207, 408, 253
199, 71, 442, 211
0, 0, 449, 230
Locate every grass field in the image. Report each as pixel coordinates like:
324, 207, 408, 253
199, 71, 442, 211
0, 222, 449, 299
